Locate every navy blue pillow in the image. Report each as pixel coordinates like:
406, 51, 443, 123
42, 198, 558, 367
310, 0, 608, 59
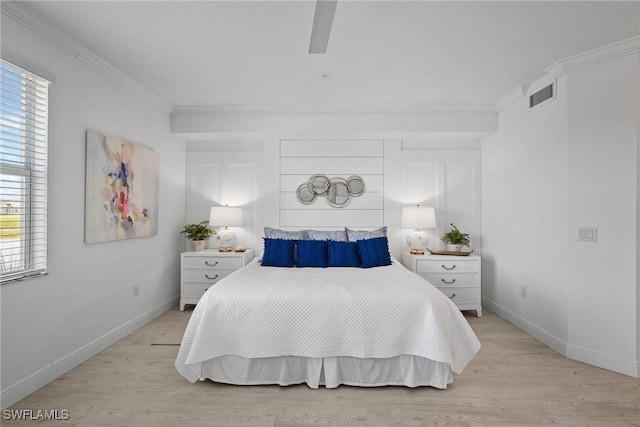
356, 237, 392, 268
327, 241, 360, 267
261, 238, 296, 267
296, 240, 327, 268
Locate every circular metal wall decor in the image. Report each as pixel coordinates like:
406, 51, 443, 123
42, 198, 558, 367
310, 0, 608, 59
346, 175, 366, 197
296, 174, 366, 208
296, 183, 317, 205
326, 177, 350, 208
307, 174, 330, 196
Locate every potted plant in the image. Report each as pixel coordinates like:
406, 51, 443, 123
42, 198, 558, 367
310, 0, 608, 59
441, 223, 470, 252
181, 220, 216, 251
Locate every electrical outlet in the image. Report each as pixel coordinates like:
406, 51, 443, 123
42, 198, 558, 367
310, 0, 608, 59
521, 286, 527, 298
133, 285, 140, 297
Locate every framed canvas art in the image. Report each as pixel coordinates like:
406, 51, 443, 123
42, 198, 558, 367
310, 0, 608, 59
85, 130, 159, 244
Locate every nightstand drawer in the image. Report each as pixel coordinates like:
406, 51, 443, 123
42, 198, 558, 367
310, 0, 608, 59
182, 257, 242, 270
182, 269, 235, 283
182, 283, 212, 300
420, 273, 477, 287
417, 260, 478, 273
436, 286, 478, 304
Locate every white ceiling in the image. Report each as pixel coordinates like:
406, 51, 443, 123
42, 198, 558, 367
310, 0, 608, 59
11, 1, 640, 111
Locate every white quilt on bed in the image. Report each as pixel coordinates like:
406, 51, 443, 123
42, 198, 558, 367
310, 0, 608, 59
176, 259, 480, 383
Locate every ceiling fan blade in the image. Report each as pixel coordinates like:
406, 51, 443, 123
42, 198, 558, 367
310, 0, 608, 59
309, 0, 338, 54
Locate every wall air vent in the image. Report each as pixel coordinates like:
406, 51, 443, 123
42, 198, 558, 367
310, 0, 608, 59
529, 83, 554, 109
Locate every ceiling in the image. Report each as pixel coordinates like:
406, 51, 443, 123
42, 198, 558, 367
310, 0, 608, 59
9, 1, 640, 112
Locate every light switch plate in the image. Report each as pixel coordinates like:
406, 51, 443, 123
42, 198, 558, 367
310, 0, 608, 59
578, 227, 597, 242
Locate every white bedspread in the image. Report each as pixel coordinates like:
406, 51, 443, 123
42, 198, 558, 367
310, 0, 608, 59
176, 259, 480, 384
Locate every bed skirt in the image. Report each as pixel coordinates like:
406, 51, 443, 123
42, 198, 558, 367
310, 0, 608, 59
195, 354, 454, 389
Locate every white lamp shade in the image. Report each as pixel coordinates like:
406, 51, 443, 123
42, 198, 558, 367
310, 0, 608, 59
209, 206, 243, 227
402, 206, 436, 230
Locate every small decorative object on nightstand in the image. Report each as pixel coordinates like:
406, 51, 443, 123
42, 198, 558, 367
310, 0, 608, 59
402, 205, 436, 255
402, 252, 482, 317
209, 205, 243, 252
180, 220, 216, 251
180, 249, 254, 310
441, 223, 470, 252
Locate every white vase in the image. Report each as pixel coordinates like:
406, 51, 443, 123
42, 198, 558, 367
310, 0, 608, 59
448, 244, 463, 252
191, 240, 206, 251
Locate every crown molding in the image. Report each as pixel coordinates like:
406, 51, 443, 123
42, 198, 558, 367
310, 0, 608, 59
545, 35, 640, 77
1, 3, 173, 114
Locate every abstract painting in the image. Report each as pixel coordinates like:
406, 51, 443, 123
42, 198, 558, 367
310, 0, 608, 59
85, 130, 159, 244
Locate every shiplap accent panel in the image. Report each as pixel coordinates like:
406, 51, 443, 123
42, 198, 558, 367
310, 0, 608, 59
280, 140, 384, 158
280, 140, 384, 229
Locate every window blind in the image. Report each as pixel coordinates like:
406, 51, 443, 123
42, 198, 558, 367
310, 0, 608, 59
0, 59, 49, 283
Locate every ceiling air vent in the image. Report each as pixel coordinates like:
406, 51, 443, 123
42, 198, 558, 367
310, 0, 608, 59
529, 83, 554, 109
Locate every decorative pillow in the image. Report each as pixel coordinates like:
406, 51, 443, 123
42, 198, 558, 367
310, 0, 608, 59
356, 237, 392, 268
296, 240, 328, 268
306, 229, 348, 242
261, 238, 296, 267
346, 226, 387, 242
327, 241, 360, 267
264, 227, 308, 240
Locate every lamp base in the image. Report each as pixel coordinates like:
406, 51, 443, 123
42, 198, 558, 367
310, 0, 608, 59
218, 227, 237, 252
407, 229, 428, 255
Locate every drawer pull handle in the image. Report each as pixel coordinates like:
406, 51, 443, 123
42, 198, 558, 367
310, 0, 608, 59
441, 264, 456, 270
441, 278, 456, 285
205, 261, 219, 267
205, 274, 219, 280
448, 293, 456, 299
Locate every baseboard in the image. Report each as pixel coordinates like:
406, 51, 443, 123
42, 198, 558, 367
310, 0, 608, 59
482, 296, 639, 378
482, 296, 567, 355
1, 296, 179, 410
566, 343, 639, 378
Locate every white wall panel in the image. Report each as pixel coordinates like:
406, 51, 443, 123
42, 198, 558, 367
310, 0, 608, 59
280, 140, 385, 230
280, 157, 384, 175
280, 192, 384, 210
280, 210, 384, 228
281, 139, 384, 157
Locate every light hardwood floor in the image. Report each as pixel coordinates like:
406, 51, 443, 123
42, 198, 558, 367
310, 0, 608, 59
4, 309, 639, 426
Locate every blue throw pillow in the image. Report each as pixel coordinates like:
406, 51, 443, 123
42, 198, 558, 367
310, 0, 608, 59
327, 241, 361, 267
356, 237, 392, 268
261, 238, 296, 267
296, 240, 328, 268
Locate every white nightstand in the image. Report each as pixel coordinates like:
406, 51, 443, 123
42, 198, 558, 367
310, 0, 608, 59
402, 252, 482, 317
180, 249, 254, 310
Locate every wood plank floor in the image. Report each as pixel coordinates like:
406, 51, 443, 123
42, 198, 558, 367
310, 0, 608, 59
4, 309, 639, 426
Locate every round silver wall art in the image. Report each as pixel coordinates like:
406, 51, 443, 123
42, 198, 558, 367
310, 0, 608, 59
296, 174, 366, 208
326, 177, 351, 208
296, 183, 317, 205
346, 175, 366, 197
307, 174, 331, 196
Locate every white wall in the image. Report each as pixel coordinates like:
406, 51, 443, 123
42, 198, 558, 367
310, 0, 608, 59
1, 11, 185, 407
482, 44, 639, 376
565, 53, 638, 372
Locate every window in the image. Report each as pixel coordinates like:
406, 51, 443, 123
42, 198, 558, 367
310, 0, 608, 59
0, 59, 50, 283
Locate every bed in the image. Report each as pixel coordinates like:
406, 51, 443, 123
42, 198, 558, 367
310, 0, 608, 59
175, 244, 481, 389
